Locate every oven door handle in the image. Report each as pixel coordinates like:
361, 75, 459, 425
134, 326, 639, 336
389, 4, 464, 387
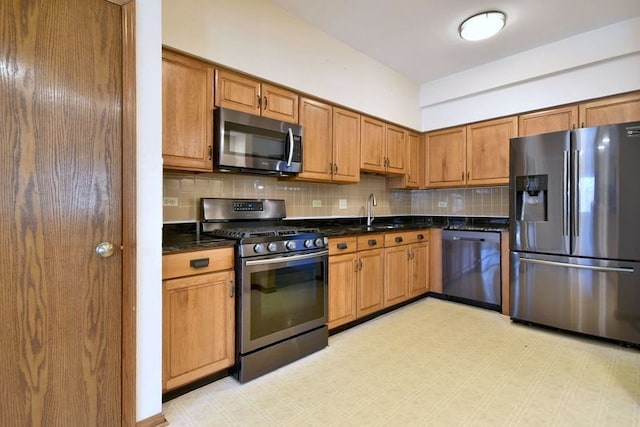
245, 250, 328, 266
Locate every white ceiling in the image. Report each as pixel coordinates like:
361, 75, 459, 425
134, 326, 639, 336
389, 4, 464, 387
270, 0, 640, 84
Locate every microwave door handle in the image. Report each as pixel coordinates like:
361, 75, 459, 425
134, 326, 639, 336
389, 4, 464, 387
286, 128, 294, 167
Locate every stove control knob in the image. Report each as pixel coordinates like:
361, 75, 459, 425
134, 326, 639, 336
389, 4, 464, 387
253, 244, 264, 254
267, 242, 278, 252
286, 241, 296, 250
304, 239, 314, 248
314, 238, 325, 248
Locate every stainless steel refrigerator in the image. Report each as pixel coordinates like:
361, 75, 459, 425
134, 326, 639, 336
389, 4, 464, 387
509, 121, 640, 345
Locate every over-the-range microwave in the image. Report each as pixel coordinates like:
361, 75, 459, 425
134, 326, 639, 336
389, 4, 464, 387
213, 107, 303, 175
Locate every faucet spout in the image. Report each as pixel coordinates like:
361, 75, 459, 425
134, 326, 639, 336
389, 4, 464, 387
366, 193, 377, 227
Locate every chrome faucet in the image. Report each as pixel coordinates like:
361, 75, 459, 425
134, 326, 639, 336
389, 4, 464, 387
366, 193, 377, 227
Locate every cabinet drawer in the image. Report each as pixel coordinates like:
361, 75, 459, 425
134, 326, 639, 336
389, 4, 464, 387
162, 247, 234, 279
357, 233, 384, 250
384, 230, 430, 247
328, 236, 358, 255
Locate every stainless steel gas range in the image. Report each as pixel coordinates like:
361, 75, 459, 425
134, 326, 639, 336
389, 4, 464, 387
201, 198, 328, 383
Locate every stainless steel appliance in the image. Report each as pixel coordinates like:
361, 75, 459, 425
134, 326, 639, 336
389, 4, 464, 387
201, 198, 328, 383
510, 121, 640, 345
214, 108, 303, 175
442, 229, 501, 311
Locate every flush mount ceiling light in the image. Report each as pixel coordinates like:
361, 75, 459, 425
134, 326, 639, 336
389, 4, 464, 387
459, 11, 506, 41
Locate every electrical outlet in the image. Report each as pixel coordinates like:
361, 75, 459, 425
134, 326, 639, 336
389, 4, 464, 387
312, 200, 322, 208
339, 199, 347, 209
438, 201, 448, 208
163, 197, 179, 207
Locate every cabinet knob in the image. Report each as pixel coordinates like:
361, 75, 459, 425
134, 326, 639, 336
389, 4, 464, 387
417, 234, 424, 240
368, 239, 377, 246
395, 236, 403, 243
337, 242, 348, 250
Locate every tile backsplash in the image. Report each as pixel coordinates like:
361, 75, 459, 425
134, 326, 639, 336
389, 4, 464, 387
163, 172, 508, 222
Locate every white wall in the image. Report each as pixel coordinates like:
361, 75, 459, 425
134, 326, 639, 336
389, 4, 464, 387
420, 17, 640, 130
136, 0, 163, 421
161, 0, 420, 129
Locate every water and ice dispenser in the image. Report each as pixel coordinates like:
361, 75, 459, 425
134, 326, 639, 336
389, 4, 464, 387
515, 175, 548, 221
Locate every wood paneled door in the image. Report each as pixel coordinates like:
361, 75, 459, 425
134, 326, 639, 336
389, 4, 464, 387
0, 0, 135, 425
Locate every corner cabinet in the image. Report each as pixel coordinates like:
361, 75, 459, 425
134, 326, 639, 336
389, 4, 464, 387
215, 69, 299, 123
360, 116, 406, 175
162, 247, 235, 392
295, 98, 360, 183
387, 132, 421, 189
162, 49, 214, 172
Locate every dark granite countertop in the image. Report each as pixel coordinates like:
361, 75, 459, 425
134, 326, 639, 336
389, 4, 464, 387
162, 216, 508, 252
162, 223, 234, 254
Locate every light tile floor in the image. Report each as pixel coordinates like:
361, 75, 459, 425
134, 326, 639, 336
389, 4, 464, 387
163, 298, 640, 426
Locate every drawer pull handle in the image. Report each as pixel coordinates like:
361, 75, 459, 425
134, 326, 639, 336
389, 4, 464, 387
190, 258, 210, 269
395, 237, 403, 243
417, 234, 424, 240
337, 243, 348, 250
368, 239, 377, 246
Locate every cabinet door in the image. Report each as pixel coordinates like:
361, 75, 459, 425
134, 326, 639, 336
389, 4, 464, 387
360, 116, 386, 173
333, 108, 361, 183
385, 124, 406, 175
328, 252, 358, 329
162, 49, 214, 172
405, 132, 421, 188
579, 92, 640, 127
297, 97, 333, 181
518, 106, 578, 136
466, 116, 517, 186
215, 69, 261, 114
163, 270, 235, 391
261, 83, 299, 123
425, 126, 466, 188
384, 245, 409, 307
357, 248, 385, 318
409, 242, 429, 298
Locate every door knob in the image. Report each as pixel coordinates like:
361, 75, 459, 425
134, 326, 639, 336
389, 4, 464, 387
95, 241, 115, 258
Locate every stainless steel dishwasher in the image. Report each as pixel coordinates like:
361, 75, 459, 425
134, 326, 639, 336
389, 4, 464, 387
442, 230, 501, 311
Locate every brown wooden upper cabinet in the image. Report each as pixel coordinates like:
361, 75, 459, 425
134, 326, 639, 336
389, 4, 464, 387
425, 116, 517, 188
162, 49, 214, 172
424, 126, 466, 188
387, 131, 421, 189
518, 91, 640, 136
215, 69, 299, 123
295, 98, 360, 183
466, 116, 518, 186
579, 91, 640, 127
518, 106, 579, 136
360, 116, 406, 175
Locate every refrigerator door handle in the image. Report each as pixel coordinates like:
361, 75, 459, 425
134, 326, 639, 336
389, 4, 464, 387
563, 150, 569, 236
572, 150, 580, 237
520, 257, 634, 274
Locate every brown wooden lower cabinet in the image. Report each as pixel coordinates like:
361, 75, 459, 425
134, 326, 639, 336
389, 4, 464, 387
162, 247, 235, 391
328, 230, 430, 329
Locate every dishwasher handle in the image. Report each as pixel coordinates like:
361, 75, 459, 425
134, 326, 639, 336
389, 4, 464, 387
451, 236, 485, 242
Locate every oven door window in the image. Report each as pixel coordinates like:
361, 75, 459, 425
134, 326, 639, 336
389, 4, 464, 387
241, 254, 327, 352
